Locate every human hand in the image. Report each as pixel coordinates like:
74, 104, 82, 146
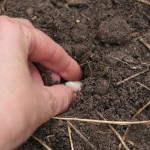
0, 16, 82, 150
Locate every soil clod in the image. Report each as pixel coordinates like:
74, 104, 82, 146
98, 16, 132, 45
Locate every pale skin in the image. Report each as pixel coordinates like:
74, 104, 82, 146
0, 16, 82, 150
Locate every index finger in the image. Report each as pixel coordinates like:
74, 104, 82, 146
28, 28, 82, 81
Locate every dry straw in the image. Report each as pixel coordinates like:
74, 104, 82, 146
53, 117, 150, 125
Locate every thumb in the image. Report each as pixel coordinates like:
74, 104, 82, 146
37, 84, 77, 124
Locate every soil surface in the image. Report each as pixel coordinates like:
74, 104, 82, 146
2, 0, 150, 149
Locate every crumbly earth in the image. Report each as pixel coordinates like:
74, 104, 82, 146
2, 0, 150, 149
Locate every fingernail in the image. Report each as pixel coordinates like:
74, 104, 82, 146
65, 81, 82, 92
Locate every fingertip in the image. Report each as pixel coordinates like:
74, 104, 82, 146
60, 59, 83, 81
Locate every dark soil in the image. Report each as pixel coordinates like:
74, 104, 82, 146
2, 0, 150, 149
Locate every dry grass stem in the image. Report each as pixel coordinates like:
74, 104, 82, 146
133, 99, 150, 118
116, 69, 149, 86
137, 0, 150, 6
118, 99, 150, 149
80, 13, 91, 21
87, 61, 93, 77
2, 0, 7, 6
97, 112, 129, 150
126, 140, 135, 147
55, 12, 61, 19
109, 55, 141, 70
53, 117, 150, 125
80, 61, 92, 67
0, 0, 7, 14
67, 123, 74, 150
139, 38, 150, 51
137, 82, 150, 91
67, 121, 96, 149
32, 135, 52, 150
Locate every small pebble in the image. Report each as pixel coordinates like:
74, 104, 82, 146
76, 19, 80, 23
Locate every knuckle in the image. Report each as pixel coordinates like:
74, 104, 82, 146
23, 19, 32, 25
0, 15, 9, 21
0, 16, 19, 32
0, 16, 14, 33
0, 15, 11, 25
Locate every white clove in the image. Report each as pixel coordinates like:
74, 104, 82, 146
65, 81, 83, 91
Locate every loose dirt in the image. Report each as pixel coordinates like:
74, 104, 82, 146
1, 0, 150, 149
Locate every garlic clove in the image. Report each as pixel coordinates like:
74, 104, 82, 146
65, 81, 82, 91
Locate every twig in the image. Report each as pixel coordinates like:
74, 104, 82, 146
143, 12, 150, 21
118, 99, 150, 149
67, 121, 96, 149
87, 61, 93, 77
55, 12, 61, 19
126, 140, 135, 147
67, 123, 74, 150
137, 82, 150, 91
80, 13, 91, 21
137, 0, 150, 6
53, 117, 150, 125
2, 0, 7, 7
80, 61, 92, 66
32, 135, 52, 150
97, 112, 129, 150
133, 100, 150, 118
0, 0, 7, 14
46, 135, 54, 142
116, 69, 149, 86
139, 38, 150, 52
109, 55, 141, 70
89, 1, 96, 9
